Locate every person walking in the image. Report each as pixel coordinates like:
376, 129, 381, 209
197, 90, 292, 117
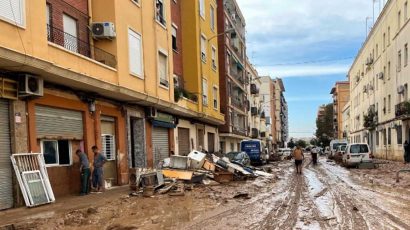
76, 150, 90, 196
91, 146, 107, 193
404, 140, 410, 164
311, 147, 318, 165
293, 145, 304, 174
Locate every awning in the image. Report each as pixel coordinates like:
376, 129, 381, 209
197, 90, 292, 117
152, 120, 176, 129
232, 56, 244, 70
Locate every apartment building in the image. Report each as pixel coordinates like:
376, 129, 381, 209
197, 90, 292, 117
217, 0, 249, 153
171, 0, 224, 155
348, 0, 410, 160
342, 103, 351, 139
273, 78, 288, 147
330, 81, 350, 139
260, 76, 276, 150
0, 0, 225, 208
245, 58, 266, 146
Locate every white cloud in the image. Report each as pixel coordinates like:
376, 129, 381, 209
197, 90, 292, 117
257, 63, 350, 78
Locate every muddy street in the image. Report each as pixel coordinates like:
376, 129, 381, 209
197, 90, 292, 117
4, 157, 410, 230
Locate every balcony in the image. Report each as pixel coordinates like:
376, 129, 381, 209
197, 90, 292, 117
250, 84, 259, 95
47, 24, 116, 68
251, 107, 258, 116
396, 101, 410, 117
260, 111, 266, 119
232, 97, 244, 109
260, 132, 266, 138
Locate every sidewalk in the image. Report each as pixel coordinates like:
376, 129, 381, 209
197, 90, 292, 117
0, 186, 129, 227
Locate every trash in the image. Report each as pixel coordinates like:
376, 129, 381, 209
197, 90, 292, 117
170, 155, 189, 169
189, 173, 206, 184
224, 152, 251, 166
163, 158, 171, 168
202, 179, 220, 186
157, 182, 176, 194
203, 159, 216, 172
314, 188, 328, 198
10, 153, 55, 207
169, 183, 185, 196
140, 171, 164, 187
254, 170, 273, 177
352, 206, 359, 211
233, 192, 250, 199
162, 169, 194, 180
213, 155, 252, 176
214, 171, 234, 183
143, 186, 155, 197
188, 150, 207, 169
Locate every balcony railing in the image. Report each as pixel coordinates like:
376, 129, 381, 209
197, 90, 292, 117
396, 101, 410, 117
47, 24, 117, 68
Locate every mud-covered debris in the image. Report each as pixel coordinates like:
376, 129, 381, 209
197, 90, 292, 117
106, 224, 139, 230
87, 207, 98, 215
233, 192, 250, 199
352, 206, 359, 211
314, 188, 328, 198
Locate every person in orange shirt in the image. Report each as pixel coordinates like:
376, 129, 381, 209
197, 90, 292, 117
292, 145, 304, 174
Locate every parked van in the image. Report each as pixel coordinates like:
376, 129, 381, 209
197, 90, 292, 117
240, 140, 268, 165
329, 139, 348, 159
342, 143, 373, 167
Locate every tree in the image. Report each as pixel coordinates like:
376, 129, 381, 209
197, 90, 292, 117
296, 139, 307, 148
315, 103, 333, 147
288, 138, 296, 149
310, 138, 318, 146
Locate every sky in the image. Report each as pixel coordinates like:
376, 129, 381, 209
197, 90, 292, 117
236, 0, 384, 138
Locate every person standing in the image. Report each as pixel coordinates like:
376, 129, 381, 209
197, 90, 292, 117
293, 145, 304, 174
311, 147, 318, 165
92, 146, 107, 193
404, 140, 410, 164
76, 150, 90, 196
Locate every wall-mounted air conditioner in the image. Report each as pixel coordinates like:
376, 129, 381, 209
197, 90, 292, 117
18, 74, 44, 97
145, 107, 157, 118
377, 72, 384, 79
397, 85, 405, 94
91, 22, 116, 39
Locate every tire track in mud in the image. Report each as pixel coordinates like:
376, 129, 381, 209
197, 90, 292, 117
317, 160, 410, 230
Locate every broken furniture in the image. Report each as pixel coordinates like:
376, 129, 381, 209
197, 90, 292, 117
188, 150, 206, 169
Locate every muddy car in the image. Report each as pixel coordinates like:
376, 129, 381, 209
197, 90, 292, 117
334, 145, 347, 163
342, 143, 374, 167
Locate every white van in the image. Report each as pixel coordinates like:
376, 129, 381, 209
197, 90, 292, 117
342, 143, 373, 167
329, 139, 348, 159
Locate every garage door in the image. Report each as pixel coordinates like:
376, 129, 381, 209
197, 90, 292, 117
0, 99, 13, 210
178, 128, 190, 156
152, 127, 169, 167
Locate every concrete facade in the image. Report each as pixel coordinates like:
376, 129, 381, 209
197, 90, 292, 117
348, 0, 410, 160
330, 82, 350, 139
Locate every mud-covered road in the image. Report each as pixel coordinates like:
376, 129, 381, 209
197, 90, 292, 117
4, 156, 410, 230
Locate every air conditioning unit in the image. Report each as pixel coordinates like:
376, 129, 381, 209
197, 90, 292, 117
91, 22, 116, 39
145, 107, 157, 118
355, 75, 360, 82
363, 85, 368, 93
377, 72, 384, 79
18, 74, 44, 97
365, 57, 374, 66
397, 85, 405, 94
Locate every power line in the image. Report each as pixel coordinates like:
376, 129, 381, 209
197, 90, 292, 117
255, 56, 355, 66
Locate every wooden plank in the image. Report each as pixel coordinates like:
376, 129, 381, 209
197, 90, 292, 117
162, 169, 193, 180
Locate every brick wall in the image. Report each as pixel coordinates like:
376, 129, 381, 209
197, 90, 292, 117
171, 0, 184, 88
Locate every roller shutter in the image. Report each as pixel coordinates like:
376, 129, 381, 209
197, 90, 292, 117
35, 105, 83, 139
0, 99, 13, 210
152, 127, 169, 166
178, 128, 190, 156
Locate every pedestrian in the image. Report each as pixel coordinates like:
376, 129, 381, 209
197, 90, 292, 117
91, 146, 107, 193
75, 149, 90, 196
311, 147, 318, 165
292, 145, 304, 174
404, 140, 410, 164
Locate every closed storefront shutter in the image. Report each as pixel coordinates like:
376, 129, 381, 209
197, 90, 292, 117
0, 99, 13, 210
207, 132, 215, 153
178, 128, 190, 156
152, 127, 169, 166
35, 105, 83, 139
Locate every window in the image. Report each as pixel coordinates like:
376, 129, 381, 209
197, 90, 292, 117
199, 0, 205, 18
156, 0, 166, 26
41, 140, 71, 166
0, 0, 24, 26
210, 5, 215, 31
399, 11, 402, 30
349, 144, 369, 154
158, 51, 169, 87
388, 27, 391, 45
398, 51, 402, 71
376, 131, 379, 146
128, 29, 143, 77
230, 143, 234, 151
63, 14, 78, 52
405, 44, 408, 66
201, 35, 207, 62
388, 128, 392, 145
213, 86, 218, 109
376, 44, 379, 57
383, 97, 386, 114
387, 61, 391, 80
202, 78, 208, 106
397, 125, 403, 145
46, 4, 51, 39
172, 26, 177, 51
383, 33, 386, 50
383, 129, 387, 146
102, 134, 115, 160
405, 2, 408, 21
211, 46, 217, 70
388, 95, 391, 113
226, 52, 231, 75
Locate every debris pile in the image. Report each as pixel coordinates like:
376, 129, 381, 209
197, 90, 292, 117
130, 151, 273, 197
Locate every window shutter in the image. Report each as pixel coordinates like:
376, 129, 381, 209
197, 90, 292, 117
0, 0, 24, 26
159, 52, 167, 81
129, 29, 143, 76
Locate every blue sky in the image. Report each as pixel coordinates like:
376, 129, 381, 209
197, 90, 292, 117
236, 0, 384, 138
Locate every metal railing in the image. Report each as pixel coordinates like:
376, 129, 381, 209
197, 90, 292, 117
47, 24, 117, 68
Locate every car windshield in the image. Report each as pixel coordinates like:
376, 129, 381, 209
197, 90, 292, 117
341, 145, 347, 151
350, 144, 369, 153
333, 143, 346, 150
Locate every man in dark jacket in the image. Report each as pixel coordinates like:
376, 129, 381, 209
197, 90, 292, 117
76, 150, 90, 195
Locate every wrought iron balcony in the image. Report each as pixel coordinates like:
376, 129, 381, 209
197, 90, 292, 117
251, 107, 258, 116
47, 24, 116, 68
396, 101, 410, 117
